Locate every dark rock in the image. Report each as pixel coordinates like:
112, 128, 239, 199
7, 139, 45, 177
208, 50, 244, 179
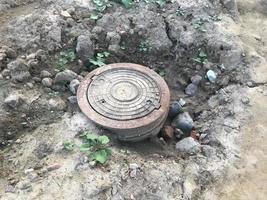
172, 112, 194, 135
169, 101, 183, 118
185, 83, 198, 96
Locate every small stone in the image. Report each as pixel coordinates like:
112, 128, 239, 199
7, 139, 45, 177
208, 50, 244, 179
26, 53, 36, 60
40, 70, 52, 78
185, 83, 198, 96
178, 98, 186, 106
54, 69, 77, 83
68, 96, 77, 104
129, 163, 139, 170
0, 73, 3, 79
174, 128, 184, 139
2, 69, 10, 77
247, 81, 256, 87
169, 101, 183, 118
175, 137, 200, 155
48, 98, 66, 111
15, 139, 21, 144
161, 126, 174, 140
69, 79, 80, 94
16, 180, 31, 190
61, 10, 71, 18
5, 185, 16, 193
24, 168, 34, 174
42, 78, 53, 87
47, 163, 61, 171
4, 94, 22, 108
241, 97, 250, 104
203, 62, 213, 70
2, 46, 17, 58
206, 70, 217, 83
26, 82, 34, 89
172, 112, 194, 135
33, 77, 41, 83
190, 75, 202, 85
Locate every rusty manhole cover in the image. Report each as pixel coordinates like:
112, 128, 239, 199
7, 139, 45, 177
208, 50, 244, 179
77, 63, 170, 142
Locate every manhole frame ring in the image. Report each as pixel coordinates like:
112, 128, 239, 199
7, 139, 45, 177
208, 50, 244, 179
77, 63, 170, 130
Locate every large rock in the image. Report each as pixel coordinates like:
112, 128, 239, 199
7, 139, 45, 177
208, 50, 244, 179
176, 137, 200, 155
54, 70, 77, 83
7, 59, 31, 82
76, 35, 94, 62
172, 112, 194, 135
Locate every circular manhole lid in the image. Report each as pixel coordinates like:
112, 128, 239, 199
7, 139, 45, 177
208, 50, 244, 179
77, 63, 170, 131
87, 68, 161, 120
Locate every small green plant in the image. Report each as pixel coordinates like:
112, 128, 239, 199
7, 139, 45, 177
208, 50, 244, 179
138, 41, 151, 53
121, 0, 133, 8
176, 8, 185, 16
89, 51, 110, 68
63, 141, 74, 151
79, 132, 111, 164
192, 18, 208, 32
208, 15, 222, 22
56, 49, 76, 71
90, 0, 112, 20
155, 0, 166, 7
193, 49, 208, 64
158, 69, 167, 77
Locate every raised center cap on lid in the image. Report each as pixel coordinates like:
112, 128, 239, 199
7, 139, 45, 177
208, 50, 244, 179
111, 81, 139, 102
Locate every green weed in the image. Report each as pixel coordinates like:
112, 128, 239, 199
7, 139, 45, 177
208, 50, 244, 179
193, 49, 208, 64
89, 51, 110, 68
138, 41, 151, 53
80, 132, 111, 165
56, 49, 76, 71
176, 8, 185, 16
63, 141, 74, 151
192, 18, 209, 32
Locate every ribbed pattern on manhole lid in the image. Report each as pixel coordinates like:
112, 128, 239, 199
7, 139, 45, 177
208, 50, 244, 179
87, 68, 161, 120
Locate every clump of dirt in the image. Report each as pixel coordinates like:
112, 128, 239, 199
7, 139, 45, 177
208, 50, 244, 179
0, 0, 266, 199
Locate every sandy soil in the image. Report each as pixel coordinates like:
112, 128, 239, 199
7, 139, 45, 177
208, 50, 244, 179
214, 0, 267, 199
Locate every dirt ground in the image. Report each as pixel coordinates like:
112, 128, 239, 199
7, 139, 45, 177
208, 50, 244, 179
0, 0, 266, 199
